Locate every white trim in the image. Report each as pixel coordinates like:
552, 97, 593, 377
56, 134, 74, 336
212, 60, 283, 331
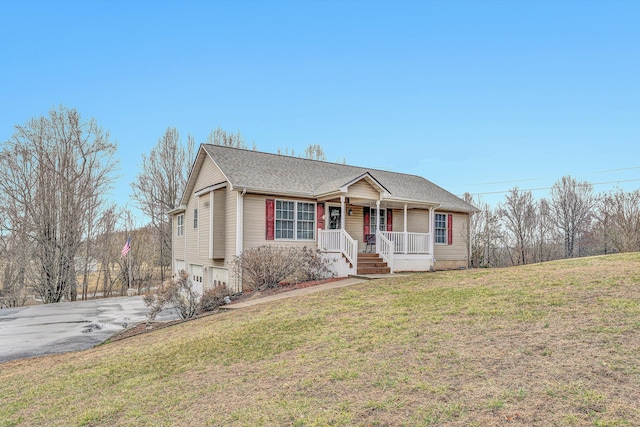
236, 190, 245, 256
209, 191, 214, 259
273, 198, 317, 241
338, 172, 391, 195
194, 181, 227, 196
326, 203, 342, 230
340, 196, 346, 230
434, 213, 447, 245
176, 213, 184, 237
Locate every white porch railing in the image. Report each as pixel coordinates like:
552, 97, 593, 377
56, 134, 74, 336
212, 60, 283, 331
318, 229, 358, 272
376, 231, 394, 273
379, 231, 432, 255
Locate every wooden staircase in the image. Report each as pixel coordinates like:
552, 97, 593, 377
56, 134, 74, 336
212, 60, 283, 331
357, 253, 390, 275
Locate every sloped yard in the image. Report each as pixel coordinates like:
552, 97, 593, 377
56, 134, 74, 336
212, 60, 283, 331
1, 253, 639, 426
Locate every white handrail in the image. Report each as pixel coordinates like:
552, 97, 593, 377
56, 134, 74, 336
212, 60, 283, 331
318, 229, 358, 272
376, 231, 394, 273
379, 231, 431, 254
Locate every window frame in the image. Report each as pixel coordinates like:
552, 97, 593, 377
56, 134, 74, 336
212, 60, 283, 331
369, 208, 386, 234
274, 199, 316, 241
193, 208, 198, 229
177, 214, 184, 237
435, 213, 447, 244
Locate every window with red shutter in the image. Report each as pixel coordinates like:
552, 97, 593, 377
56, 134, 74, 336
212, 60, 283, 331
317, 203, 325, 231
265, 199, 275, 240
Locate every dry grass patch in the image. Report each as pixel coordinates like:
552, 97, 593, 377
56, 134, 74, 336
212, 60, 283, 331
1, 253, 640, 426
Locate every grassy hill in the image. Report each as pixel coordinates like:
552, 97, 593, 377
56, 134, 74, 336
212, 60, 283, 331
1, 254, 639, 426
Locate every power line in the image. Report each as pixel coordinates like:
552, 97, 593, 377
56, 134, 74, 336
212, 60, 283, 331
460, 178, 640, 198
595, 166, 640, 174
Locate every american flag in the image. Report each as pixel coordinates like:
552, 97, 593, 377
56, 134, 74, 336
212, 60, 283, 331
121, 237, 131, 257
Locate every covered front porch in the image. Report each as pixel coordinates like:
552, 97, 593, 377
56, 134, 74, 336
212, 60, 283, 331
317, 192, 437, 275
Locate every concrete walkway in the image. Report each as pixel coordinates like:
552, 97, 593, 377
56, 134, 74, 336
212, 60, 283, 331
221, 277, 368, 310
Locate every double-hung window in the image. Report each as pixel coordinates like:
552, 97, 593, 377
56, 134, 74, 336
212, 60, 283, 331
435, 213, 446, 244
177, 214, 184, 237
297, 202, 315, 240
369, 208, 386, 234
275, 201, 295, 239
275, 200, 315, 240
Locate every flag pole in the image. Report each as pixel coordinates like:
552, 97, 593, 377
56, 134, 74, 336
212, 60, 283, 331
127, 236, 133, 290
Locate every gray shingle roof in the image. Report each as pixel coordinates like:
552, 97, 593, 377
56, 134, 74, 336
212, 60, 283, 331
202, 144, 477, 213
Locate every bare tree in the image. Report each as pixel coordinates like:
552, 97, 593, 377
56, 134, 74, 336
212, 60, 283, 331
0, 226, 31, 307
277, 144, 334, 162
206, 127, 253, 149
464, 194, 503, 268
0, 106, 118, 303
550, 176, 595, 258
131, 127, 194, 282
304, 144, 327, 161
533, 198, 558, 263
498, 187, 536, 265
598, 188, 640, 253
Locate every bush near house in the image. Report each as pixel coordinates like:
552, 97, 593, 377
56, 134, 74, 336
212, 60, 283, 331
143, 270, 200, 320
199, 283, 232, 313
230, 245, 332, 291
143, 271, 233, 321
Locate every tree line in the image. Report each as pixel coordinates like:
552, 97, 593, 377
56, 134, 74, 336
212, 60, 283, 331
2, 106, 638, 306
464, 177, 640, 268
0, 105, 329, 306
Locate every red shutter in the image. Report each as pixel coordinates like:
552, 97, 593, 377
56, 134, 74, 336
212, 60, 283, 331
317, 203, 325, 231
363, 207, 370, 238
447, 214, 453, 245
266, 199, 275, 240
386, 209, 393, 232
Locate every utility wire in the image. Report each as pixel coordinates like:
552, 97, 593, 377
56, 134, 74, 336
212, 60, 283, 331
460, 178, 640, 198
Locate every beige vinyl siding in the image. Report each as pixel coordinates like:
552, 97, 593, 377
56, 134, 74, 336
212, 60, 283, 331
212, 189, 226, 259
434, 212, 469, 263
243, 194, 318, 250
225, 187, 238, 259
173, 212, 186, 260
347, 180, 380, 200
197, 156, 226, 187
343, 205, 364, 251
407, 209, 430, 233
180, 156, 228, 265
185, 196, 199, 262
197, 194, 209, 261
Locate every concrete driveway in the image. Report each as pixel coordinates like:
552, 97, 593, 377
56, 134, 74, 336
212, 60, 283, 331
0, 296, 179, 363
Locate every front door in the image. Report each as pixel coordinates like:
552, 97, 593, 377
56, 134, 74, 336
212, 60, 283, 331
328, 205, 342, 230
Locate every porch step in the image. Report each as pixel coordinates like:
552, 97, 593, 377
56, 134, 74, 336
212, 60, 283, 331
357, 253, 390, 275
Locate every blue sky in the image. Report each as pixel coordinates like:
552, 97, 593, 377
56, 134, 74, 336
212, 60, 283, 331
2, 0, 639, 216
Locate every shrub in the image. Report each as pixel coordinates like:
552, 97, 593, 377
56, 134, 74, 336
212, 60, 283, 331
143, 270, 201, 320
199, 283, 231, 313
230, 246, 333, 291
295, 246, 333, 282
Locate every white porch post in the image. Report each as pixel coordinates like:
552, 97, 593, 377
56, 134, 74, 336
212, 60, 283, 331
340, 196, 346, 230
403, 203, 408, 254
375, 200, 381, 255
340, 196, 346, 254
429, 206, 435, 255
